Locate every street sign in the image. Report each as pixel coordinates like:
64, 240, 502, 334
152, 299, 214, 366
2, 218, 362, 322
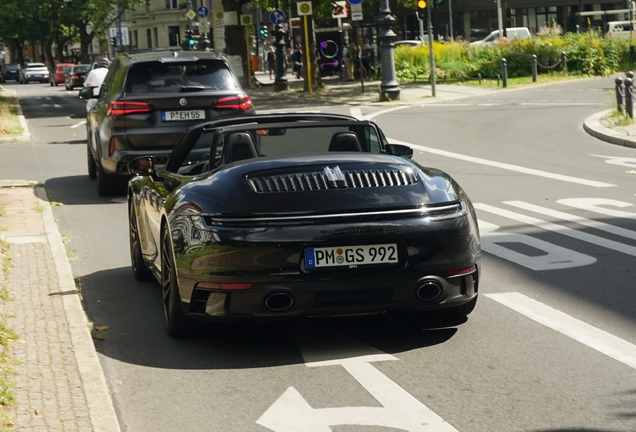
197, 6, 209, 18
297, 1, 312, 16
186, 10, 196, 20
352, 11, 363, 20
332, 1, 348, 18
109, 27, 129, 46
290, 17, 300, 29
240, 14, 252, 26
199, 21, 210, 32
270, 9, 285, 25
347, 0, 363, 4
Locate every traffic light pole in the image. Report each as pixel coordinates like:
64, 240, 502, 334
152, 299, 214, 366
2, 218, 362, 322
377, 0, 400, 101
273, 0, 289, 91
427, 2, 436, 97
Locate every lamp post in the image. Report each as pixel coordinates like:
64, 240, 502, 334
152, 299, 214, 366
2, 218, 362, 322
376, 0, 400, 100
273, 0, 289, 91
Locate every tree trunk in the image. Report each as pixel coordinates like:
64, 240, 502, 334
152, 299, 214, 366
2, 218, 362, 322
300, 13, 322, 92
79, 21, 92, 64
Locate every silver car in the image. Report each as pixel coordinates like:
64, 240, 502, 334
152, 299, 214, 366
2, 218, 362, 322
19, 62, 49, 84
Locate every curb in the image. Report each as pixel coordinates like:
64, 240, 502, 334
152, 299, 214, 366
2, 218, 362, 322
0, 88, 32, 144
0, 181, 121, 432
583, 109, 636, 149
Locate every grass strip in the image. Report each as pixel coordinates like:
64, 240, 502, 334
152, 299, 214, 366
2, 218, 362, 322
0, 94, 23, 138
0, 237, 18, 430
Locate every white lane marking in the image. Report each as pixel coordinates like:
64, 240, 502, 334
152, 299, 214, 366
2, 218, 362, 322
54, 104, 62, 108
362, 105, 409, 121
46, 97, 52, 100
591, 154, 636, 168
388, 138, 615, 188
520, 102, 599, 106
487, 292, 636, 370
257, 330, 458, 432
70, 120, 86, 129
475, 203, 636, 257
504, 200, 636, 240
479, 220, 596, 271
477, 103, 505, 106
557, 198, 636, 220
350, 107, 363, 119
421, 103, 468, 107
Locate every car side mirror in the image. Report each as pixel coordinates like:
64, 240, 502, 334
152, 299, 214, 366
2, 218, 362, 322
386, 144, 414, 159
78, 87, 95, 100
128, 156, 155, 176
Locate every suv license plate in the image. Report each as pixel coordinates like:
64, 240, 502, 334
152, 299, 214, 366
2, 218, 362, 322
305, 244, 398, 269
162, 110, 205, 122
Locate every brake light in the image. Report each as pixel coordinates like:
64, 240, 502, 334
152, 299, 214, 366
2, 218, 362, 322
448, 265, 477, 277
214, 95, 253, 112
108, 137, 116, 156
72, 74, 79, 79
108, 101, 153, 116
196, 282, 252, 290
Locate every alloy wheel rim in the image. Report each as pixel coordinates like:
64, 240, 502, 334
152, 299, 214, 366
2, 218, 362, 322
161, 232, 173, 323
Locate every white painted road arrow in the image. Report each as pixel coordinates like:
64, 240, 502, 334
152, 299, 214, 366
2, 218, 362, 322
257, 329, 459, 431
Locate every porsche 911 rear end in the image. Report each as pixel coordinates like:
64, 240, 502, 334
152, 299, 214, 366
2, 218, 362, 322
170, 155, 480, 321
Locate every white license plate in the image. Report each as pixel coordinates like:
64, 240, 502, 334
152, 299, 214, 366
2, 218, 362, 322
305, 244, 398, 269
162, 110, 205, 122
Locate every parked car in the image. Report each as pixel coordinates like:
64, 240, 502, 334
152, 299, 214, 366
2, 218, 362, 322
80, 50, 254, 196
3, 64, 22, 82
126, 113, 481, 337
394, 40, 426, 47
470, 27, 532, 45
19, 62, 49, 84
65, 64, 92, 90
50, 63, 74, 86
604, 21, 634, 39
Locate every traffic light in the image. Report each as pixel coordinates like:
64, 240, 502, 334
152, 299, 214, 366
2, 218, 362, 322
259, 26, 267, 38
416, 0, 427, 19
185, 29, 195, 50
110, 36, 117, 47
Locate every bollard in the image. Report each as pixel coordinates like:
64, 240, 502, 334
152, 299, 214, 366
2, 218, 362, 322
501, 58, 508, 88
531, 54, 537, 82
497, 74, 500, 87
561, 52, 567, 75
631, 46, 636, 66
462, 73, 465, 84
626, 78, 633, 119
478, 73, 482, 85
627, 71, 634, 80
616, 77, 624, 113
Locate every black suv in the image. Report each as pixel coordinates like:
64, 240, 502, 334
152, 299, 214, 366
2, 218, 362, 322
81, 50, 254, 196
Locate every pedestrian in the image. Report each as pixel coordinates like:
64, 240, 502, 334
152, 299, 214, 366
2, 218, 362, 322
84, 57, 110, 113
292, 46, 303, 79
267, 46, 276, 79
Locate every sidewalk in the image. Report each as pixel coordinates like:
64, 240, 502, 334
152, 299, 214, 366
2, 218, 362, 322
0, 73, 630, 431
0, 181, 120, 432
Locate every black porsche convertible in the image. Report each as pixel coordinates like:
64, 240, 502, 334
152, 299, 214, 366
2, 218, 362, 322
127, 113, 481, 336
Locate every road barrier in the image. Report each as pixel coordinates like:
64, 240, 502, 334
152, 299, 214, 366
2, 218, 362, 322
617, 71, 636, 118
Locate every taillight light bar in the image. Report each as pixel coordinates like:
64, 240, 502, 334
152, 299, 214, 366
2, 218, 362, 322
108, 101, 153, 116
214, 94, 253, 112
448, 265, 477, 278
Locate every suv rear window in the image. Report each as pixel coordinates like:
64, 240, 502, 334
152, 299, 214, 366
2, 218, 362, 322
72, 65, 92, 73
125, 60, 237, 94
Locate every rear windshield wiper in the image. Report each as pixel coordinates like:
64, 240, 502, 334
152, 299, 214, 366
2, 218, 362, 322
180, 85, 206, 92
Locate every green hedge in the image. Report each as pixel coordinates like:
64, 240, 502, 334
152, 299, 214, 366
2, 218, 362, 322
394, 31, 630, 80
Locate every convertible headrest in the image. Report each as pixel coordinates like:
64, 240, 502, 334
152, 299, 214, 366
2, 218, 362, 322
328, 131, 362, 152
223, 132, 258, 164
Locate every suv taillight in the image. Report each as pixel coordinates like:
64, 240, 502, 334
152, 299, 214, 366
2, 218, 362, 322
108, 101, 153, 116
214, 95, 253, 112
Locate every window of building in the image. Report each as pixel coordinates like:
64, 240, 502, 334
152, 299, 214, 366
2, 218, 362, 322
536, 7, 557, 30
168, 26, 181, 46
165, 0, 178, 9
154, 28, 159, 48
146, 28, 152, 48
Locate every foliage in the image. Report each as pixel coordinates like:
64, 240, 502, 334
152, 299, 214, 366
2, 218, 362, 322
394, 31, 631, 81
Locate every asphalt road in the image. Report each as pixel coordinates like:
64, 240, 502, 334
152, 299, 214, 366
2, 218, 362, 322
2, 78, 636, 432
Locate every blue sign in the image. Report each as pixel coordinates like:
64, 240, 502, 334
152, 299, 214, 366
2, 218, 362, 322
197, 6, 209, 18
347, 0, 363, 4
270, 9, 285, 25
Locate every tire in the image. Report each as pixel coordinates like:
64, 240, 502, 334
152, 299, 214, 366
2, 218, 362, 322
87, 143, 96, 180
95, 163, 119, 197
161, 227, 191, 337
129, 201, 153, 281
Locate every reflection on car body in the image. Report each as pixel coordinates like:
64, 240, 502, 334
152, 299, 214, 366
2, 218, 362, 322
126, 113, 482, 337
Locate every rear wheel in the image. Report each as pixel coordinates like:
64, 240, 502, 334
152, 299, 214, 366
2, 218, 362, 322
161, 227, 191, 337
129, 201, 153, 281
95, 163, 119, 197
87, 143, 96, 180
